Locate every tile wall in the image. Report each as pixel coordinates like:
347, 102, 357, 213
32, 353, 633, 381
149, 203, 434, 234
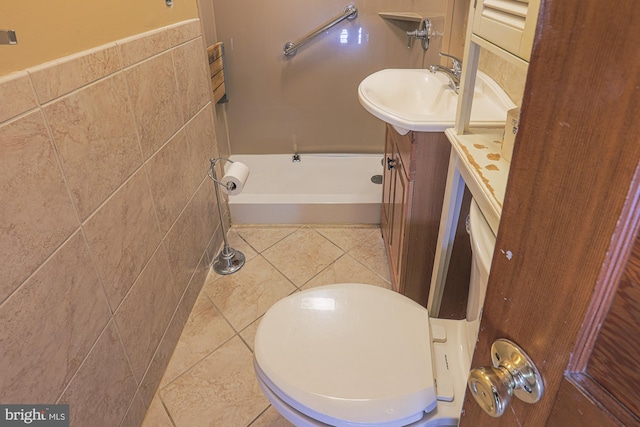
0, 19, 224, 427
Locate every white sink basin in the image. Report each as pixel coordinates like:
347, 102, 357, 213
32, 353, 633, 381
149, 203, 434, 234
358, 69, 515, 134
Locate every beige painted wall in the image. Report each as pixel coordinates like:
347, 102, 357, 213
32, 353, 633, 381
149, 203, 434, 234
0, 0, 199, 75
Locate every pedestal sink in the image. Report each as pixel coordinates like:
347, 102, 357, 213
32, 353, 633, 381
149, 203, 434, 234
358, 69, 515, 135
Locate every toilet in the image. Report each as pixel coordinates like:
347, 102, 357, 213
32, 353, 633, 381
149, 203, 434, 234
253, 199, 496, 426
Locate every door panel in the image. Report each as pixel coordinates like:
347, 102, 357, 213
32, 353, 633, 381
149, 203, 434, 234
548, 379, 621, 427
390, 156, 408, 283
460, 0, 640, 424
381, 130, 395, 245
588, 239, 640, 418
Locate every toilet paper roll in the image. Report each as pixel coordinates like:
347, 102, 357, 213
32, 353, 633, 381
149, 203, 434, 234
221, 161, 250, 195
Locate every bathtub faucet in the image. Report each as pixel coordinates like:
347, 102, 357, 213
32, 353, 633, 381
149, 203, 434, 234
429, 52, 462, 93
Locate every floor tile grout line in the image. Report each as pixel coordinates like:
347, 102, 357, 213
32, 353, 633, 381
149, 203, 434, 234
160, 285, 230, 378
297, 252, 350, 291
160, 235, 346, 416
231, 224, 302, 254
158, 391, 178, 427
158, 286, 244, 390
344, 250, 392, 286
200, 285, 261, 354
246, 405, 273, 426
260, 228, 347, 289
157, 332, 237, 393
255, 252, 303, 291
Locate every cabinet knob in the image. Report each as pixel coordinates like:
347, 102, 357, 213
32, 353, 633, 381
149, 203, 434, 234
467, 339, 544, 417
386, 157, 396, 170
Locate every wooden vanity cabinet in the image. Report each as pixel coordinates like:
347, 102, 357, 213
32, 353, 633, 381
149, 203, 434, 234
381, 124, 452, 307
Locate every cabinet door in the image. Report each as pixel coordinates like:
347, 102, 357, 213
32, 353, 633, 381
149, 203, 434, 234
381, 132, 395, 244
389, 155, 409, 289
472, 0, 540, 60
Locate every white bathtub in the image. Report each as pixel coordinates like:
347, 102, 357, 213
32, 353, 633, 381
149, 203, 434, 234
227, 154, 383, 224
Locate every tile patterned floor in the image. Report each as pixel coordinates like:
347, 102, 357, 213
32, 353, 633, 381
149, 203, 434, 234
142, 224, 391, 427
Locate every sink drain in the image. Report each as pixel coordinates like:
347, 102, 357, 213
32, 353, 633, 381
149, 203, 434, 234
371, 174, 383, 184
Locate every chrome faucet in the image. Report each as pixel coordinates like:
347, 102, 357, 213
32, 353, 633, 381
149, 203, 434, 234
429, 53, 462, 93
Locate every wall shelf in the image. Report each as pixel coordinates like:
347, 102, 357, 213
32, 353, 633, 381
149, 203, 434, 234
445, 128, 508, 236
378, 12, 424, 23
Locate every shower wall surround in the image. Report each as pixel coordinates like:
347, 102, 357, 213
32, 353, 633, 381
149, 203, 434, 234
0, 19, 224, 426
210, 0, 448, 154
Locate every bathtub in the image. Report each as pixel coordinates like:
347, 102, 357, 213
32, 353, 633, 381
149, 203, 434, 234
227, 154, 383, 224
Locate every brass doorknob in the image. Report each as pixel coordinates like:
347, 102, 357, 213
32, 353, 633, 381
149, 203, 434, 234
467, 339, 544, 417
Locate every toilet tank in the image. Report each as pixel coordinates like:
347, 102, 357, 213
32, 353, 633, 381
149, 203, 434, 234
466, 199, 497, 351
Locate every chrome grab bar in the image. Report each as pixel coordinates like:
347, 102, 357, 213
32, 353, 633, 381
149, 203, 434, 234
283, 4, 358, 57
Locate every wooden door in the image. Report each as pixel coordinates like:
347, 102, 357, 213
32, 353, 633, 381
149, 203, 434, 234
381, 129, 395, 247
381, 127, 407, 291
390, 148, 409, 290
460, 0, 640, 425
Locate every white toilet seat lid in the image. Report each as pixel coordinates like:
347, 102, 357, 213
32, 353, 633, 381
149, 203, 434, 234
254, 283, 436, 425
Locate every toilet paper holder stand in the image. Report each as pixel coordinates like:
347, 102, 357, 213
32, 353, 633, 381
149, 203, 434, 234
207, 157, 246, 275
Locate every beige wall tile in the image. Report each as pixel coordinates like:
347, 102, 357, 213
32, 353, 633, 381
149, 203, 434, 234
120, 391, 148, 427
206, 220, 224, 264
118, 28, 172, 68
167, 19, 202, 47
158, 254, 210, 387
84, 168, 162, 310
138, 304, 188, 407
0, 71, 37, 123
163, 180, 217, 291
200, 163, 220, 238
160, 336, 268, 427
125, 51, 184, 160
140, 193, 215, 405
479, 49, 527, 106
44, 73, 143, 220
203, 256, 296, 330
185, 103, 218, 188
29, 44, 121, 103
172, 38, 211, 121
145, 129, 195, 233
60, 321, 137, 427
0, 111, 79, 301
115, 246, 179, 382
175, 251, 211, 325
0, 231, 111, 403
